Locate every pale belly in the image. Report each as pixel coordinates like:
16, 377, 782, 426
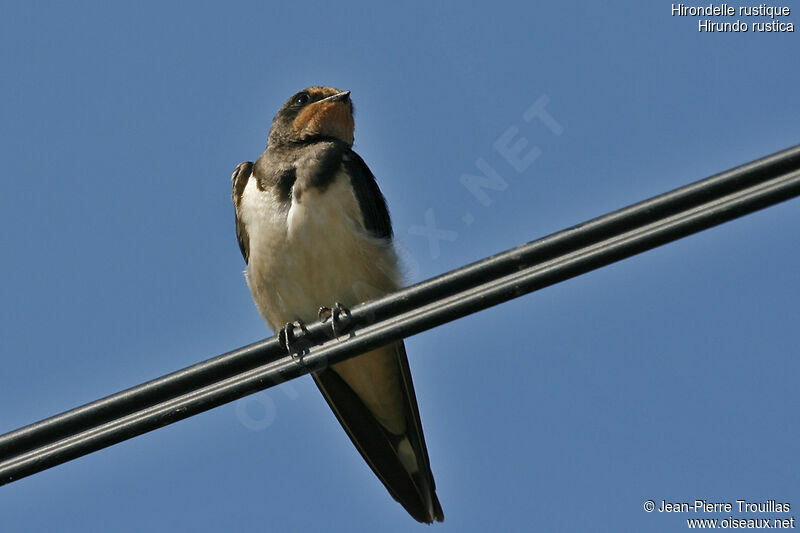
239, 172, 407, 433
241, 173, 400, 331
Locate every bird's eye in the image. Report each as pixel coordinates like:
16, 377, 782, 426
293, 93, 310, 106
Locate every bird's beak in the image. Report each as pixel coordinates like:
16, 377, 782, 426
320, 90, 351, 104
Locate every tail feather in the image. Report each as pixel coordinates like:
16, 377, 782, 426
312, 341, 443, 523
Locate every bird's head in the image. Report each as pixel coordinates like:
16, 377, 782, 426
268, 86, 354, 147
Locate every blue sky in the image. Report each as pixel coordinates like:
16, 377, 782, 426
1, 2, 798, 531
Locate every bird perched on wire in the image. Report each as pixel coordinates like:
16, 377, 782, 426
231, 86, 443, 523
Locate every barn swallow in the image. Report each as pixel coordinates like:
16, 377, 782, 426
231, 86, 444, 523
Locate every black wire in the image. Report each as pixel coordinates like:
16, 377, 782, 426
1, 144, 799, 486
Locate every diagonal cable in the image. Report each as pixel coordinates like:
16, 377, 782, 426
1, 144, 799, 485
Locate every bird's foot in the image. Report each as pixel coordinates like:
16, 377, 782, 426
278, 320, 310, 360
318, 302, 353, 338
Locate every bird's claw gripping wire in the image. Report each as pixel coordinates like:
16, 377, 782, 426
278, 320, 310, 361
318, 302, 353, 338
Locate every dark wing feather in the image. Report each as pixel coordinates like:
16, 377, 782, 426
342, 150, 393, 240
312, 341, 443, 523
231, 161, 254, 263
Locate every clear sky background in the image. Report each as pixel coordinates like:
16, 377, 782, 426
1, 2, 798, 532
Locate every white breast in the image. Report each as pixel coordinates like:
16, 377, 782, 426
240, 170, 400, 332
